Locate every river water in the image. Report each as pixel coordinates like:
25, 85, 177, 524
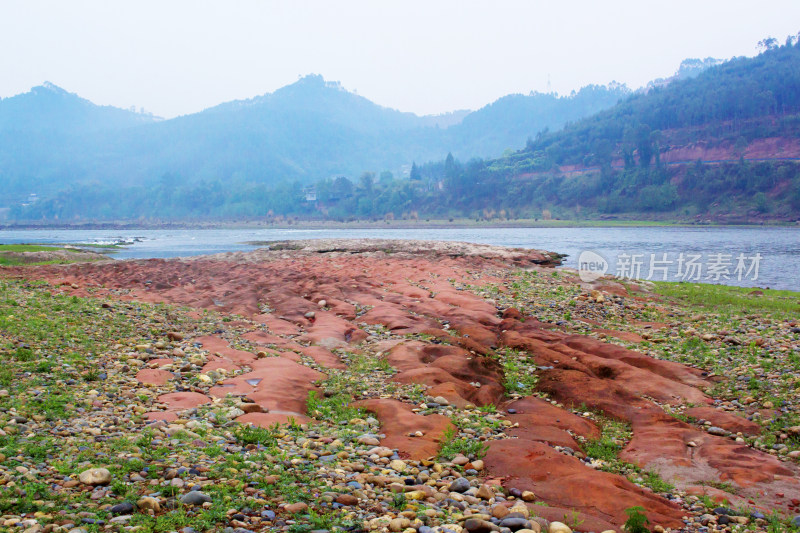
1, 226, 798, 291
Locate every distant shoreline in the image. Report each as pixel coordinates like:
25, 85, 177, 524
2, 217, 798, 231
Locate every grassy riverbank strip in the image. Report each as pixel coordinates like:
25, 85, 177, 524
0, 244, 122, 266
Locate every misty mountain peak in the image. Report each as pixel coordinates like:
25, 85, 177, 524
272, 74, 352, 102
26, 82, 78, 101
39, 81, 70, 94
0, 81, 155, 133
292, 73, 343, 90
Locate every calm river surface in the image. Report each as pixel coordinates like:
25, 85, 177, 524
1, 227, 798, 291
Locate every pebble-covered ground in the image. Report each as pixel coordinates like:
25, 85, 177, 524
0, 278, 568, 533
1, 240, 799, 533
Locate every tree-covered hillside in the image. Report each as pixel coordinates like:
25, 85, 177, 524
361, 37, 800, 223
444, 83, 629, 158
532, 37, 800, 168
0, 83, 156, 204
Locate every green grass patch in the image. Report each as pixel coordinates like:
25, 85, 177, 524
0, 244, 64, 253
584, 436, 622, 462
642, 470, 674, 493
623, 506, 650, 533
437, 426, 489, 461
653, 281, 800, 318
233, 423, 279, 447
306, 390, 364, 424
0, 243, 110, 266
501, 349, 538, 396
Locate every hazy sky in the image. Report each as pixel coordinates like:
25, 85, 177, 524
2, 1, 799, 118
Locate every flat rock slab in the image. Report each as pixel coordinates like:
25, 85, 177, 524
298, 311, 370, 346
253, 314, 302, 335
209, 357, 325, 415
684, 406, 762, 436
136, 368, 174, 385
144, 411, 178, 422
292, 345, 346, 369
242, 330, 290, 346
505, 397, 600, 440
621, 409, 798, 495
387, 341, 505, 406
193, 335, 256, 365
354, 398, 454, 460
202, 356, 241, 373
157, 392, 211, 410
484, 439, 685, 530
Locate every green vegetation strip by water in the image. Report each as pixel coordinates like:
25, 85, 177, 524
654, 281, 800, 319
0, 243, 120, 266
0, 244, 73, 253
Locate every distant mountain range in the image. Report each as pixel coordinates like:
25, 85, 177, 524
4, 52, 755, 222
0, 74, 632, 206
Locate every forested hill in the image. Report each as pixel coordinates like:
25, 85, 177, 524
0, 75, 628, 218
401, 38, 800, 222
0, 82, 156, 132
446, 84, 628, 158
0, 84, 157, 205
529, 38, 800, 168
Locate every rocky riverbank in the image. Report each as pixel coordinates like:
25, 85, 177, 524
1, 239, 798, 533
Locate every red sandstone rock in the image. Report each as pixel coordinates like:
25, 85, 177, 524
684, 406, 762, 436
594, 328, 645, 343
292, 345, 345, 369
202, 356, 241, 373
157, 392, 211, 410
538, 370, 800, 509
387, 342, 504, 406
253, 314, 301, 335
209, 357, 324, 416
507, 397, 600, 439
236, 412, 309, 426
484, 439, 685, 529
144, 411, 177, 422
354, 398, 454, 460
240, 403, 265, 414
193, 335, 256, 365
425, 383, 472, 408
298, 311, 369, 345
621, 410, 795, 490
360, 305, 439, 333
242, 330, 288, 346
135, 369, 174, 386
